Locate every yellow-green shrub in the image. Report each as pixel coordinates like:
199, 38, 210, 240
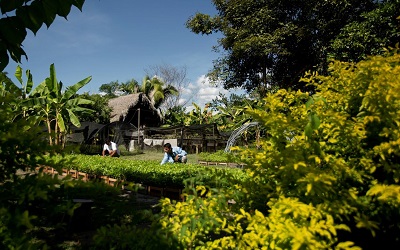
153, 49, 400, 249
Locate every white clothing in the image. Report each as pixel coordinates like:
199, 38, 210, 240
103, 142, 120, 154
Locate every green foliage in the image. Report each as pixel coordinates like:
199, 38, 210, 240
0, 93, 145, 247
30, 64, 94, 146
77, 92, 112, 124
99, 80, 120, 98
0, 89, 76, 248
48, 154, 248, 189
92, 223, 180, 250
186, 0, 392, 94
198, 150, 238, 163
0, 0, 86, 70
329, 0, 400, 62
120, 78, 140, 95
140, 75, 179, 110
144, 50, 400, 248
162, 105, 187, 126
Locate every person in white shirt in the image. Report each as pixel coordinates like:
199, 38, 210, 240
102, 139, 120, 157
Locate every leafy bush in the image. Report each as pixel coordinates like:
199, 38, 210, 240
0, 87, 139, 248
198, 150, 240, 163
146, 50, 400, 249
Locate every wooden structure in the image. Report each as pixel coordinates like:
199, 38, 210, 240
143, 124, 229, 154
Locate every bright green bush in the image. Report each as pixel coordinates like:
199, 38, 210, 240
146, 50, 400, 249
198, 150, 240, 163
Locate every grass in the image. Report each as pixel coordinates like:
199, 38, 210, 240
119, 148, 200, 164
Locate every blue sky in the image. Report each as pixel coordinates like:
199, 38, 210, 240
4, 0, 240, 107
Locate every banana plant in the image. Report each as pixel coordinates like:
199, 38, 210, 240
0, 66, 39, 123
184, 102, 223, 126
29, 63, 94, 147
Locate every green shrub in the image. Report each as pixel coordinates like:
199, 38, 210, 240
150, 50, 400, 249
198, 150, 240, 163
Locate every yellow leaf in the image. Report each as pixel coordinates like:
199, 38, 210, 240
307, 183, 312, 194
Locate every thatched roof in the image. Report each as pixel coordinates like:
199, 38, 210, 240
108, 93, 161, 126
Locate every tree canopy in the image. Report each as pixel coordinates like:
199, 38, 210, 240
186, 0, 399, 95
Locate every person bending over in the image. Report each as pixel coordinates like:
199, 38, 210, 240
160, 143, 187, 165
102, 139, 120, 157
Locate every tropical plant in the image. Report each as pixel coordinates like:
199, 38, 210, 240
1, 86, 69, 248
120, 78, 140, 95
29, 64, 94, 147
77, 92, 112, 124
145, 63, 192, 109
140, 75, 179, 110
162, 105, 187, 126
184, 103, 215, 125
0, 67, 33, 121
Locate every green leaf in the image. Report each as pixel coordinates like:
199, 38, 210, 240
57, 112, 66, 132
57, 0, 73, 17
73, 0, 86, 11
15, 64, 23, 84
42, 0, 58, 27
67, 109, 81, 127
63, 76, 92, 101
27, 1, 46, 34
310, 113, 321, 130
305, 123, 313, 139
0, 0, 24, 14
0, 49, 10, 71
25, 69, 33, 94
0, 17, 27, 45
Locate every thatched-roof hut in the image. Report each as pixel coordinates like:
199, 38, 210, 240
108, 93, 162, 127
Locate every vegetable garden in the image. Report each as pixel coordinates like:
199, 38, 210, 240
43, 154, 248, 192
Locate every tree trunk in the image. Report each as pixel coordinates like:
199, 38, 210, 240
46, 118, 53, 146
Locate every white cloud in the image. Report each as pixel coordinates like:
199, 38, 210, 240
182, 75, 229, 108
178, 98, 187, 105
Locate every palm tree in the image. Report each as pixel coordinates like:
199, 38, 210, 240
140, 75, 178, 110
120, 79, 140, 94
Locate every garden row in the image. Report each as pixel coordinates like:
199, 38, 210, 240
42, 154, 248, 195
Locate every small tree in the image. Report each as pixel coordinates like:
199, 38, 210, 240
140, 75, 179, 111
145, 63, 192, 109
30, 64, 94, 147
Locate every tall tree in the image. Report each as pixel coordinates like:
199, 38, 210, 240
186, 0, 381, 95
99, 80, 120, 98
140, 75, 179, 110
145, 63, 192, 109
0, 0, 86, 71
120, 78, 140, 95
329, 0, 400, 62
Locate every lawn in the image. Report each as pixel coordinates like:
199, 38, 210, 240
120, 149, 200, 164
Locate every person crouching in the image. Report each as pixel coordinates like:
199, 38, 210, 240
160, 143, 187, 165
